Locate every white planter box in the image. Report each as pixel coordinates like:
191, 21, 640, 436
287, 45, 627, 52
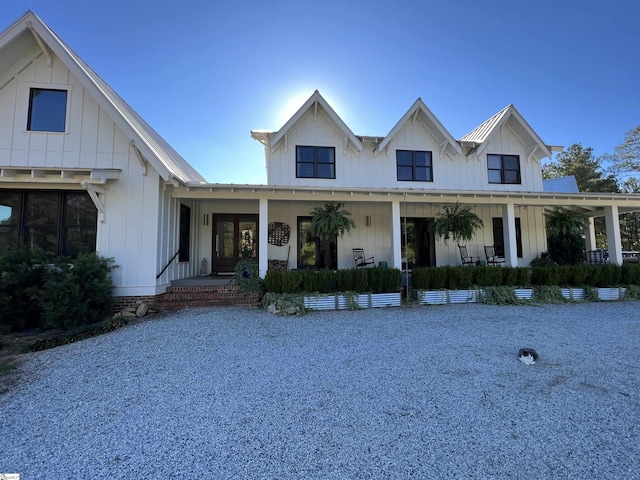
448, 289, 478, 304
597, 287, 621, 301
304, 295, 336, 310
514, 288, 533, 300
337, 294, 369, 310
418, 290, 448, 305
370, 292, 402, 308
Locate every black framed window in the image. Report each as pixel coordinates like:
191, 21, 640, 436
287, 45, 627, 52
0, 190, 96, 258
487, 154, 521, 184
179, 204, 191, 262
492, 217, 522, 258
27, 88, 68, 132
296, 146, 335, 179
397, 150, 433, 182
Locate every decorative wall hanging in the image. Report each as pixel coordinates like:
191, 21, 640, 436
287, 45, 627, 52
268, 222, 290, 246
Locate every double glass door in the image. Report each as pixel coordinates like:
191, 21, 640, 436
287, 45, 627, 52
213, 214, 257, 273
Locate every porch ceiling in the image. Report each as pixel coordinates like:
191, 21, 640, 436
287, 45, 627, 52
175, 183, 640, 213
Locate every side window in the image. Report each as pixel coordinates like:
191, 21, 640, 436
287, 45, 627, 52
179, 204, 191, 262
27, 88, 68, 132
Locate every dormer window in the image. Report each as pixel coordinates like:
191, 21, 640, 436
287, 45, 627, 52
27, 88, 68, 132
397, 150, 433, 182
296, 146, 335, 179
487, 154, 521, 184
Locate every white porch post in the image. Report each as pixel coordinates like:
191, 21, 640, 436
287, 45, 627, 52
604, 205, 622, 265
259, 198, 269, 277
502, 203, 518, 267
584, 217, 597, 251
391, 200, 402, 269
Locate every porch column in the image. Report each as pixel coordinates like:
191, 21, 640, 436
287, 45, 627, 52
502, 203, 518, 267
391, 200, 402, 269
604, 204, 622, 264
259, 198, 269, 277
584, 217, 597, 251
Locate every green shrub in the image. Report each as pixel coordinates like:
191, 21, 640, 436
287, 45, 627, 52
622, 264, 640, 286
502, 267, 531, 287
411, 267, 447, 290
367, 267, 383, 293
233, 258, 265, 294
381, 268, 402, 293
532, 285, 567, 303
336, 268, 370, 293
264, 270, 303, 293
567, 265, 589, 286
529, 253, 557, 267
41, 254, 116, 330
0, 248, 46, 331
445, 266, 474, 290
302, 269, 335, 293
473, 266, 504, 287
531, 267, 561, 286
623, 285, 640, 300
479, 286, 528, 305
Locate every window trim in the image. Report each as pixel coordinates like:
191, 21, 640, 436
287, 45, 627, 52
24, 83, 73, 134
487, 154, 521, 185
295, 145, 336, 179
396, 149, 433, 182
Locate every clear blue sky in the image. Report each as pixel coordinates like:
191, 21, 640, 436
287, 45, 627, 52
3, 0, 639, 184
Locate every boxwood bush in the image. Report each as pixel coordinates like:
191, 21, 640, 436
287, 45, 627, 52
0, 251, 116, 333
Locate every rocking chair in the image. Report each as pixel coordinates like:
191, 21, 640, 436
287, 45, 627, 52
484, 245, 505, 266
458, 245, 478, 266
353, 248, 375, 268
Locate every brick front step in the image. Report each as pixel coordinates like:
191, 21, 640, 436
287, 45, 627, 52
153, 285, 261, 311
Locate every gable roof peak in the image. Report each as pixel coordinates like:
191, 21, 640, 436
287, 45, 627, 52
269, 90, 362, 153
0, 11, 205, 184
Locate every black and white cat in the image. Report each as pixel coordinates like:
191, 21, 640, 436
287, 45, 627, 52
518, 348, 539, 365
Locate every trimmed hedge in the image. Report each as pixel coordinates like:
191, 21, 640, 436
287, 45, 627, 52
410, 264, 640, 290
263, 266, 402, 294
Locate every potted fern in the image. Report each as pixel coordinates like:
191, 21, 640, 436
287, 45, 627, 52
433, 202, 484, 245
309, 202, 356, 269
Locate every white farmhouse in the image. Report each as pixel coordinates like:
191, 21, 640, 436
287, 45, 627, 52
1, 11, 639, 307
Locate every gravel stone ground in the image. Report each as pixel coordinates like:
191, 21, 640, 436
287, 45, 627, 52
1, 302, 639, 479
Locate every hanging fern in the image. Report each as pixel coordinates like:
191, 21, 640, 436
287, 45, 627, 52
433, 202, 484, 245
310, 202, 356, 240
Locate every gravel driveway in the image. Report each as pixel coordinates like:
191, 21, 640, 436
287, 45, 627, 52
1, 302, 639, 479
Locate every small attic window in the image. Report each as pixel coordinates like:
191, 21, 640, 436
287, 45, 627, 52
27, 88, 68, 132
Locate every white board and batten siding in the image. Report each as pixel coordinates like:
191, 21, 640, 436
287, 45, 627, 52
0, 53, 174, 296
265, 103, 545, 192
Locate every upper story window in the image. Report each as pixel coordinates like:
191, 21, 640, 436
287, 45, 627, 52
296, 146, 335, 179
27, 88, 68, 132
487, 154, 521, 184
397, 150, 433, 182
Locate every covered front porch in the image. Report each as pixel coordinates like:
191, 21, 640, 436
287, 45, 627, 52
171, 184, 640, 282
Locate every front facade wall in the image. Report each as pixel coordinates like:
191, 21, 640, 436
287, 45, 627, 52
265, 107, 543, 192
0, 52, 165, 296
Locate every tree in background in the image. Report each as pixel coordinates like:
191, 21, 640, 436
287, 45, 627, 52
542, 143, 618, 192
605, 126, 640, 251
542, 143, 618, 248
606, 126, 640, 177
620, 177, 640, 250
